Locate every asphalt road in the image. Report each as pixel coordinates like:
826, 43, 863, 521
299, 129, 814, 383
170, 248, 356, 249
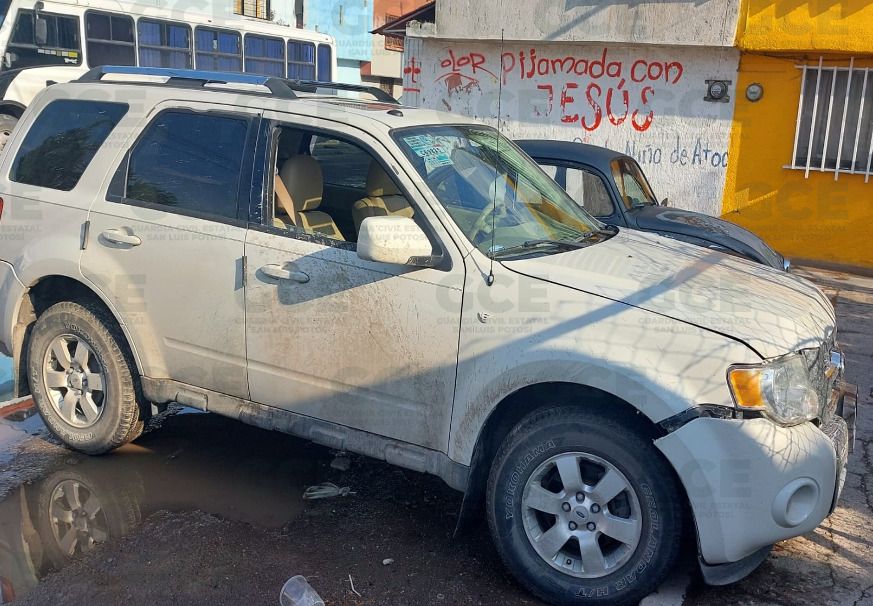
0, 266, 869, 606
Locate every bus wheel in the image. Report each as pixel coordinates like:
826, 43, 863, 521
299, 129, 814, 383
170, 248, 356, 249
0, 114, 18, 152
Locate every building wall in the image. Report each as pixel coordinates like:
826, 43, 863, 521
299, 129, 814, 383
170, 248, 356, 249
720, 1, 873, 268
433, 0, 741, 47
721, 54, 873, 268
302, 0, 373, 63
738, 0, 873, 53
364, 0, 427, 97
404, 37, 739, 216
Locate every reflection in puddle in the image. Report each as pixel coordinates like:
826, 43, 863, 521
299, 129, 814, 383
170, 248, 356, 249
0, 404, 325, 602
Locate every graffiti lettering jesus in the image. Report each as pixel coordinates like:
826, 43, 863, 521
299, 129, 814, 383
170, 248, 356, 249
434, 47, 685, 133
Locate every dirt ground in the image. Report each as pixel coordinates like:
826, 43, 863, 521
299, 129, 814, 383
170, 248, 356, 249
0, 266, 869, 606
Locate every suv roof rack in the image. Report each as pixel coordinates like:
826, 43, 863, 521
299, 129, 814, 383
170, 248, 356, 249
77, 66, 400, 104
283, 79, 399, 104
77, 66, 300, 98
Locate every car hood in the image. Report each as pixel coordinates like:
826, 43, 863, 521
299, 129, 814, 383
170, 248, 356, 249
629, 205, 785, 269
502, 230, 834, 359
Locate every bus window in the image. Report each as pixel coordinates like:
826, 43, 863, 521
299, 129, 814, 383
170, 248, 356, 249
317, 44, 331, 82
287, 41, 315, 80
138, 18, 191, 69
244, 34, 284, 77
195, 27, 242, 72
86, 12, 135, 68
5, 9, 81, 70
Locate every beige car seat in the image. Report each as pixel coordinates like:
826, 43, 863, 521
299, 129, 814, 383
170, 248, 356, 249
276, 155, 344, 241
352, 162, 414, 235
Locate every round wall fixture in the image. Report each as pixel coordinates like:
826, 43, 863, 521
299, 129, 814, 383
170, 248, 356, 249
746, 83, 764, 102
704, 79, 731, 103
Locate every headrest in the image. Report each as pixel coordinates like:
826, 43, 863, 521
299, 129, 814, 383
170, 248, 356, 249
366, 162, 401, 197
280, 155, 323, 212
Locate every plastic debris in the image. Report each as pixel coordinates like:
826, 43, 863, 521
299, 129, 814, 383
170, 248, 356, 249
347, 574, 362, 598
279, 575, 324, 606
382, 558, 394, 566
330, 453, 351, 471
302, 482, 356, 500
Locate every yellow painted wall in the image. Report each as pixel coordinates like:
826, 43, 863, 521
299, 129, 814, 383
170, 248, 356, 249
739, 1, 873, 53
721, 53, 873, 268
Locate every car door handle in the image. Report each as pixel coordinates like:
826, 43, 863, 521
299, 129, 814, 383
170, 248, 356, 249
260, 264, 310, 283
101, 229, 142, 247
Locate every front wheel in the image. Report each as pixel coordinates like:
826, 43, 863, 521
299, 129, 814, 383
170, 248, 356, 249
486, 407, 683, 606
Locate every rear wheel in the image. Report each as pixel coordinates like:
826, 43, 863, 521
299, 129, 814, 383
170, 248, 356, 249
28, 301, 144, 454
0, 114, 18, 152
486, 406, 682, 606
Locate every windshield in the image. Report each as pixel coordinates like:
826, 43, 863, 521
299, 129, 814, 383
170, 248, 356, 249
393, 125, 601, 255
3, 9, 82, 72
610, 157, 658, 209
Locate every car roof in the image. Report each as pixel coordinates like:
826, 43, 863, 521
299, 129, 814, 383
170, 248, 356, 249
44, 78, 477, 135
516, 139, 628, 168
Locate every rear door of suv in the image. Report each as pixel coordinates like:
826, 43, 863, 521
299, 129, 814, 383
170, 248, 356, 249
81, 101, 260, 399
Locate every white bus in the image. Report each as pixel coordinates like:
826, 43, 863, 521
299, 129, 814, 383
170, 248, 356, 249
0, 0, 336, 147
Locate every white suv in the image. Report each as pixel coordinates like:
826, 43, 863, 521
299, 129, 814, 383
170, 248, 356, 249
0, 66, 857, 606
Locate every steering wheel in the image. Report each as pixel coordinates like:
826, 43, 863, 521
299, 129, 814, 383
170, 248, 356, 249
469, 197, 509, 246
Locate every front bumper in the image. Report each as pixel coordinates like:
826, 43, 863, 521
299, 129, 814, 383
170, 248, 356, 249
655, 409, 850, 566
0, 260, 25, 357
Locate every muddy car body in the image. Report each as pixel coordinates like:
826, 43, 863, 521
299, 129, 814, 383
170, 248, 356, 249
0, 67, 856, 605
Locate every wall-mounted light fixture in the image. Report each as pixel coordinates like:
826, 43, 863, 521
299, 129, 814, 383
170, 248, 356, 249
745, 83, 764, 102
704, 79, 732, 103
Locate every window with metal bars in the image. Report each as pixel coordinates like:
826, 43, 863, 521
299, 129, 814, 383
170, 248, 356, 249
790, 58, 873, 181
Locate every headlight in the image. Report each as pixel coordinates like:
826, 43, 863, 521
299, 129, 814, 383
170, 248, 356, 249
728, 352, 819, 426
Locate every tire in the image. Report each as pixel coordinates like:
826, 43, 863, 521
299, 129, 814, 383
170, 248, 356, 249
28, 301, 144, 454
486, 407, 682, 606
0, 114, 18, 152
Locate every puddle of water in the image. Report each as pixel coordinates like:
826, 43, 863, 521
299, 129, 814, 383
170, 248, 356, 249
0, 403, 327, 602
0, 400, 43, 466
0, 355, 12, 403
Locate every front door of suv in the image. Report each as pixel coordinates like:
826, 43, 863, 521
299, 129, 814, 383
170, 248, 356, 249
81, 102, 259, 399
243, 115, 465, 451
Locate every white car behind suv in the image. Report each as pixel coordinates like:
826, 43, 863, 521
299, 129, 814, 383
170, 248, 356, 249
0, 66, 857, 606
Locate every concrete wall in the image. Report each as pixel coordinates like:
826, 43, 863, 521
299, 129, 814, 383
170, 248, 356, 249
433, 0, 741, 47
303, 0, 373, 62
739, 0, 873, 53
404, 37, 739, 216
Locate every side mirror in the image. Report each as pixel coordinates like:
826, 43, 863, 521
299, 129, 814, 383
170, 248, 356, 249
35, 17, 48, 46
660, 197, 669, 207
357, 216, 435, 267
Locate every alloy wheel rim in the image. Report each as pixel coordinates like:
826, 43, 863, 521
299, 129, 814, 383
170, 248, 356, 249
49, 479, 109, 557
43, 335, 106, 428
521, 451, 643, 579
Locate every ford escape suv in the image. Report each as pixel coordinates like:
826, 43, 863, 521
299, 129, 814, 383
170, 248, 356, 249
0, 67, 857, 606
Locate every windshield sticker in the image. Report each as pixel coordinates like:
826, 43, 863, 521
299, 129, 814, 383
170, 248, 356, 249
403, 135, 453, 171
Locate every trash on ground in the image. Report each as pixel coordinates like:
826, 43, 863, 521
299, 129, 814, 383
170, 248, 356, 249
347, 574, 362, 598
382, 558, 394, 566
279, 575, 324, 606
303, 482, 356, 500
330, 453, 351, 471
